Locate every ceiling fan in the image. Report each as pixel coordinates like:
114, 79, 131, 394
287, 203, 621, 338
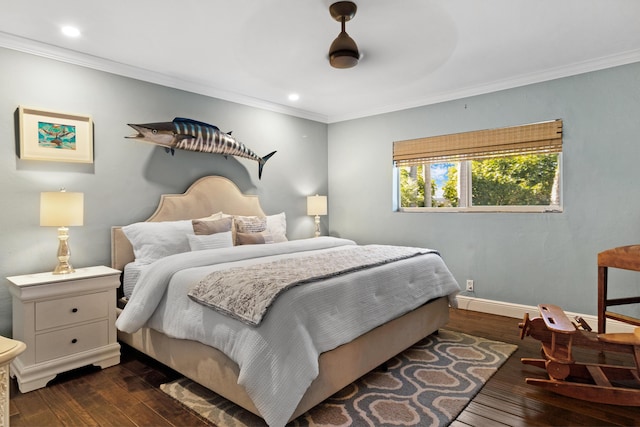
328, 1, 360, 69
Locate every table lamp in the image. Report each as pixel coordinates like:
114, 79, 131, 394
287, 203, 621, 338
40, 190, 84, 274
307, 194, 327, 238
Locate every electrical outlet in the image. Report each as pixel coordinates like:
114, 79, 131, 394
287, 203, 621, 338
466, 279, 474, 292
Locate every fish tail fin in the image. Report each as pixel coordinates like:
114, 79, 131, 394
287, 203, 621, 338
258, 151, 277, 180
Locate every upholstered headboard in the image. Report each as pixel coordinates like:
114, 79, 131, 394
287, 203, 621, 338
111, 176, 266, 271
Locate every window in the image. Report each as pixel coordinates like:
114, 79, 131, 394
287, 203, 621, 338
394, 120, 563, 212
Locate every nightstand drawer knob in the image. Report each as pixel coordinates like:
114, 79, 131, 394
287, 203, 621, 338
71, 308, 78, 313
71, 339, 78, 344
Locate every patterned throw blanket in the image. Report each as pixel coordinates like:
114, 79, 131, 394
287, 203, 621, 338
188, 245, 435, 326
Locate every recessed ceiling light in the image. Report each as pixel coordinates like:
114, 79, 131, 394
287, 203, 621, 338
288, 93, 300, 102
61, 26, 81, 37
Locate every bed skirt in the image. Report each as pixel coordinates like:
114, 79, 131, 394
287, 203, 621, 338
116, 296, 450, 423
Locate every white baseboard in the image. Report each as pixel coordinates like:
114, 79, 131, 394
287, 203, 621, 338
455, 295, 635, 334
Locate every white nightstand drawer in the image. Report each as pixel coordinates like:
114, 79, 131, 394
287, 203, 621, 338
35, 320, 108, 363
35, 292, 108, 331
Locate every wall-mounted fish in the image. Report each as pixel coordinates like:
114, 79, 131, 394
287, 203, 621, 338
126, 117, 276, 179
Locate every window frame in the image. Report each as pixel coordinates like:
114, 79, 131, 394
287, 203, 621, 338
395, 152, 563, 213
394, 120, 563, 213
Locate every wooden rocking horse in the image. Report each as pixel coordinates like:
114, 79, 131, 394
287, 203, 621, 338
519, 303, 640, 406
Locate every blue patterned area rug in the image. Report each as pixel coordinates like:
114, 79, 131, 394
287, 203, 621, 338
160, 329, 517, 426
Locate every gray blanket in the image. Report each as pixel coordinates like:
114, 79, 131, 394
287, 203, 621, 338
188, 245, 435, 326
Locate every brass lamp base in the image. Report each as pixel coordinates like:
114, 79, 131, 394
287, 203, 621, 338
53, 261, 75, 275
53, 226, 75, 275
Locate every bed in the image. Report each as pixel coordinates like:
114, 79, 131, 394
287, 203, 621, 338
112, 175, 460, 426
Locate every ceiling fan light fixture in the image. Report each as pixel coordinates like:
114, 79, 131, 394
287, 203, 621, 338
329, 31, 359, 68
328, 1, 359, 69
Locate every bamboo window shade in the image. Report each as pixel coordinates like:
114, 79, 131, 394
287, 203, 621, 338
393, 120, 563, 167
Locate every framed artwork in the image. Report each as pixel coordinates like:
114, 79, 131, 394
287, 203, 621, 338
18, 106, 93, 163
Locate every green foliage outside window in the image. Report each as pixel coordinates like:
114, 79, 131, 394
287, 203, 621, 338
400, 165, 425, 207
471, 154, 558, 205
442, 166, 459, 207
399, 153, 559, 208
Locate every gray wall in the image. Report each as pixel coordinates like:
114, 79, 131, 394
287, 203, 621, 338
0, 47, 328, 336
328, 62, 640, 317
2, 45, 639, 337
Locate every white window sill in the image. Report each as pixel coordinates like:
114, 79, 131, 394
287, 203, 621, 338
398, 205, 563, 213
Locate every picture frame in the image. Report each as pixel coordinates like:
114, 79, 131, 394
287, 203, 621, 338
18, 106, 93, 163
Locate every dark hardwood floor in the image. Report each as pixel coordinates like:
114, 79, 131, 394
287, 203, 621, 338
447, 309, 640, 427
9, 308, 640, 426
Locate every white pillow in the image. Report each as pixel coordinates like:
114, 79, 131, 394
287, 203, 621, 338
187, 231, 234, 251
122, 220, 193, 264
122, 261, 147, 298
266, 212, 288, 243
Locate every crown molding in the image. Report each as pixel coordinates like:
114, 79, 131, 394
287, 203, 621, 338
2, 31, 639, 125
327, 48, 640, 123
0, 31, 329, 124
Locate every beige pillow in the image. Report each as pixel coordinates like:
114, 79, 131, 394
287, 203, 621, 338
236, 231, 274, 245
226, 213, 288, 244
198, 211, 224, 221
192, 217, 233, 235
235, 216, 267, 233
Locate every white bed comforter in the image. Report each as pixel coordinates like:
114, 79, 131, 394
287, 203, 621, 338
116, 237, 460, 427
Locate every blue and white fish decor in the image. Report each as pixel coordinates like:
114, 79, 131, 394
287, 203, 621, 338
127, 117, 276, 179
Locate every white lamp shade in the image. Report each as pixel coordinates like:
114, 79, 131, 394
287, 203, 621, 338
40, 191, 84, 227
307, 195, 327, 216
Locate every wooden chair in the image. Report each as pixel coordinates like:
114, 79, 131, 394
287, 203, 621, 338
597, 245, 640, 333
520, 304, 640, 406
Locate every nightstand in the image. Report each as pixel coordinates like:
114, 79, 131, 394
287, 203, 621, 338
0, 335, 25, 425
6, 266, 121, 393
